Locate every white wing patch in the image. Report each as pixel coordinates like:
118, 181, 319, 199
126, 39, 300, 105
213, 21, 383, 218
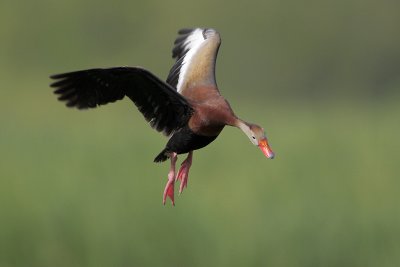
166, 28, 220, 94
176, 29, 205, 93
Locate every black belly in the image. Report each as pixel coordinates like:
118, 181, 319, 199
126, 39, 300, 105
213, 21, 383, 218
153, 126, 222, 162
166, 127, 220, 154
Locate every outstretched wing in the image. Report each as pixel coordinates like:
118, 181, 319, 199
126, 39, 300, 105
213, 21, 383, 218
50, 67, 193, 135
166, 28, 221, 95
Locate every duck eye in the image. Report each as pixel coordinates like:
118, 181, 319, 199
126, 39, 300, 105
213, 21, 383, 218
252, 136, 256, 140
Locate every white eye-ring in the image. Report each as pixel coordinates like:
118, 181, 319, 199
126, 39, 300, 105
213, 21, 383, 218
252, 136, 256, 140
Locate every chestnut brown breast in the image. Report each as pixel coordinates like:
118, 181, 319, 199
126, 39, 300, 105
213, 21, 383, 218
185, 87, 235, 136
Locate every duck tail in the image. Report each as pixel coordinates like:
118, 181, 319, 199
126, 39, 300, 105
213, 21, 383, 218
154, 148, 171, 163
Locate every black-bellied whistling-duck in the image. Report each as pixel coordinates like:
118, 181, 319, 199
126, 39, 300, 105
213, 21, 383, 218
50, 28, 274, 205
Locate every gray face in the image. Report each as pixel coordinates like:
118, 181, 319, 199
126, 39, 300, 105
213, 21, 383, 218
248, 124, 266, 145
248, 124, 274, 159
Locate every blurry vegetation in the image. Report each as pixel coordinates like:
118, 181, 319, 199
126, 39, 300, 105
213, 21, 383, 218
0, 0, 399, 266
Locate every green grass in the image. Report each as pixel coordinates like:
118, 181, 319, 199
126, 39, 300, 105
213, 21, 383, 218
1, 88, 399, 267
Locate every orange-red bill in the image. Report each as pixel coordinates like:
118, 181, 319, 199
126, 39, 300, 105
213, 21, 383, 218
258, 139, 275, 159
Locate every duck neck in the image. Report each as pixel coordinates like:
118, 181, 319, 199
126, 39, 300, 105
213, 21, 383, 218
233, 118, 253, 139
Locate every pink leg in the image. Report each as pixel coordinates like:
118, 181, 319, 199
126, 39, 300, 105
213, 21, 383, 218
176, 151, 193, 194
163, 152, 177, 206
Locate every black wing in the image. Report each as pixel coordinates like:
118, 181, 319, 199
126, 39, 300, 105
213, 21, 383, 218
50, 67, 194, 135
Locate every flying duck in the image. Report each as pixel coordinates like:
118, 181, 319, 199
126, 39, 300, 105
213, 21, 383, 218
50, 28, 275, 205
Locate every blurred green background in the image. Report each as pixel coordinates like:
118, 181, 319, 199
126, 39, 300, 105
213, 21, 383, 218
1, 0, 399, 266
